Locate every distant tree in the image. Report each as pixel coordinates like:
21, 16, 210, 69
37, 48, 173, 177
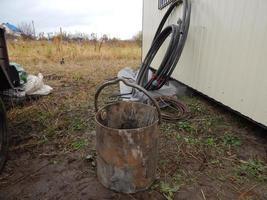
99, 34, 109, 52
38, 32, 46, 40
110, 37, 120, 43
132, 31, 142, 47
17, 22, 35, 39
70, 32, 89, 42
47, 32, 53, 40
90, 33, 98, 51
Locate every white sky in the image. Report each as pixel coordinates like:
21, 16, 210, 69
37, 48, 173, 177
0, 0, 143, 39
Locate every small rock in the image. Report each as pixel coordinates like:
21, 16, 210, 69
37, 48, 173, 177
85, 154, 94, 162
91, 161, 96, 167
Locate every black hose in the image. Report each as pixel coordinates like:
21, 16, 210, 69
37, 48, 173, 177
136, 0, 191, 91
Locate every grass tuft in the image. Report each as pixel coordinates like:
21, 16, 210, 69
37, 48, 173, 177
71, 139, 88, 150
236, 159, 267, 181
223, 133, 241, 147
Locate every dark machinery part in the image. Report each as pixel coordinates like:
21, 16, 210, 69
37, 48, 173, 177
0, 27, 15, 173
0, 98, 8, 173
0, 27, 19, 90
136, 0, 191, 91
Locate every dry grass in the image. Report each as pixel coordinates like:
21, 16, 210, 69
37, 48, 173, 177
7, 40, 141, 66
6, 39, 141, 155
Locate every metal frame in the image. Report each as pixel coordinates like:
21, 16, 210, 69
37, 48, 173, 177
0, 98, 8, 173
158, 0, 173, 10
0, 27, 15, 90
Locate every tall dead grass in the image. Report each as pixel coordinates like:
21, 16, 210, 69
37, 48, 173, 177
7, 39, 141, 66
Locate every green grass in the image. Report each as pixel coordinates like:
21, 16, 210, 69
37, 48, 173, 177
204, 137, 216, 147
177, 121, 195, 133
69, 117, 88, 132
183, 136, 200, 145
159, 182, 180, 200
152, 174, 183, 200
71, 139, 88, 150
223, 133, 241, 147
183, 97, 206, 115
236, 159, 267, 182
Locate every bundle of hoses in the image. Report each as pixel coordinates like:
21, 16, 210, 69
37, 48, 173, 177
134, 0, 191, 121
136, 0, 191, 91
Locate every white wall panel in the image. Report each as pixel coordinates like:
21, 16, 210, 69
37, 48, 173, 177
143, 0, 267, 126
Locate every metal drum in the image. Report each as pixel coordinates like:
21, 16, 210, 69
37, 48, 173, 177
94, 78, 161, 194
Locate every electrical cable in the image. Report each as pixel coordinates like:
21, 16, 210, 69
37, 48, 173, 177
155, 96, 189, 121
136, 0, 191, 91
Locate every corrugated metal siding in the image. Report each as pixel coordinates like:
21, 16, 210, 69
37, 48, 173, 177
143, 0, 267, 126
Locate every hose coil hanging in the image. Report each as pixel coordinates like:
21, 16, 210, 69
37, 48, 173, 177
136, 0, 191, 91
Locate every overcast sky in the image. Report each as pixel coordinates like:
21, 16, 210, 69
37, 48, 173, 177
0, 0, 143, 39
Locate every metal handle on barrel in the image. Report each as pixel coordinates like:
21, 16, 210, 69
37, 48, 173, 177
94, 77, 162, 124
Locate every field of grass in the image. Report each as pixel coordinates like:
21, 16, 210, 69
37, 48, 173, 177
7, 39, 141, 65
0, 40, 266, 200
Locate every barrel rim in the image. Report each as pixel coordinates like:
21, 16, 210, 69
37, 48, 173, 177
95, 101, 159, 132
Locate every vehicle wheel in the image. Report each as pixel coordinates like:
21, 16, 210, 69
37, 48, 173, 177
0, 98, 8, 173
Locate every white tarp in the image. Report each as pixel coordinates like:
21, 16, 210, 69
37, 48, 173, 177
24, 73, 53, 96
117, 67, 181, 102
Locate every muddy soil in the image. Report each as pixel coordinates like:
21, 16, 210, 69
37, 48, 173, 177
0, 151, 163, 200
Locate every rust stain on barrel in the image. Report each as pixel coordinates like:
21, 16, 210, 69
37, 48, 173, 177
95, 101, 159, 193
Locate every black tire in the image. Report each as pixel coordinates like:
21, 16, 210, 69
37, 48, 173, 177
0, 98, 8, 173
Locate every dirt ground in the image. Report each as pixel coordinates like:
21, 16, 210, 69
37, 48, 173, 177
0, 58, 267, 200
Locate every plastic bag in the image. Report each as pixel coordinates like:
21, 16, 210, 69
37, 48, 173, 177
24, 73, 53, 96
9, 62, 28, 85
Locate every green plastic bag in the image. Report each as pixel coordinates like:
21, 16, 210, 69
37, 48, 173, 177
9, 62, 28, 86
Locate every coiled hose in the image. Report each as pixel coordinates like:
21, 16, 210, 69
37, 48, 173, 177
136, 0, 191, 91
156, 96, 189, 121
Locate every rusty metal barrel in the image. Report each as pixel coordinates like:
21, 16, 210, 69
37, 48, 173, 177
94, 78, 161, 194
